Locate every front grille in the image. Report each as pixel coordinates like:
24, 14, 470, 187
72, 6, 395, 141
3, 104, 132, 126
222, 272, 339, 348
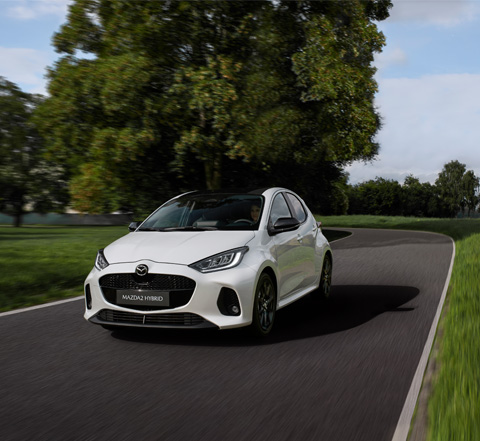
99, 273, 196, 311
94, 309, 213, 328
100, 273, 195, 291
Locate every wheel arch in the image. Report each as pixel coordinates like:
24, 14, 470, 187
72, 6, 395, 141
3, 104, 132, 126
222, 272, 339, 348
260, 266, 277, 300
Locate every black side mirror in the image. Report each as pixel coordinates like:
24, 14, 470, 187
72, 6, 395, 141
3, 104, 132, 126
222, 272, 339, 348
268, 217, 300, 235
128, 221, 141, 232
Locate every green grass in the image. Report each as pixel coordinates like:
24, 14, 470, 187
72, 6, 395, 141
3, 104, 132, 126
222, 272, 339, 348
0, 225, 126, 312
319, 215, 480, 441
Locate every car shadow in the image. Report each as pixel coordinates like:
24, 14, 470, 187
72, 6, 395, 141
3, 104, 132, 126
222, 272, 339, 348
110, 284, 419, 347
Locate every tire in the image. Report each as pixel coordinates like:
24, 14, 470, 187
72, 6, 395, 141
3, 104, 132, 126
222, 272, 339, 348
250, 272, 276, 337
319, 254, 332, 299
312, 253, 332, 303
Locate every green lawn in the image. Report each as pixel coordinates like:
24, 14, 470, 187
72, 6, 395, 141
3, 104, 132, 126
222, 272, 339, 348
1, 217, 479, 440
0, 225, 126, 312
319, 215, 480, 441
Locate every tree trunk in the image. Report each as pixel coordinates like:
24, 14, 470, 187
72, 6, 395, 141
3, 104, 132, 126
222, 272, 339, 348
13, 211, 22, 228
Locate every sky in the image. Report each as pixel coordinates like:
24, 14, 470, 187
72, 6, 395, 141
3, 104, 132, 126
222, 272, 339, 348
1, 0, 480, 185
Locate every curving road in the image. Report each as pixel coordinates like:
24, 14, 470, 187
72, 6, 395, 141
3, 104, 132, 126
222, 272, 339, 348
0, 228, 453, 441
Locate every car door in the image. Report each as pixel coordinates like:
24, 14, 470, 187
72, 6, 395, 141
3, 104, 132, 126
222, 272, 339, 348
284, 192, 317, 288
269, 192, 307, 299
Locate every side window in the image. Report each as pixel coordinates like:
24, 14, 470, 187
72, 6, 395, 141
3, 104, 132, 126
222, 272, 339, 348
269, 193, 292, 225
285, 193, 307, 223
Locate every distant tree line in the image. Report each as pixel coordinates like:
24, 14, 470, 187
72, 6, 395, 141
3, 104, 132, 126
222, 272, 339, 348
345, 160, 480, 218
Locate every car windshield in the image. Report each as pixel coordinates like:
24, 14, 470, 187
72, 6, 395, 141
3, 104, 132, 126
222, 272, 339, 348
138, 193, 265, 231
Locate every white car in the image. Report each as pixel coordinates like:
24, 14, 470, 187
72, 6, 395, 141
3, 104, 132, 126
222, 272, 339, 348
84, 187, 332, 336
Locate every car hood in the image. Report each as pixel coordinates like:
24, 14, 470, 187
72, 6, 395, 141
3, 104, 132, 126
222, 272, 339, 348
104, 230, 256, 266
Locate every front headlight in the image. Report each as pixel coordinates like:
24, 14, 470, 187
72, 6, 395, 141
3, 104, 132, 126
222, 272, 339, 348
95, 249, 109, 270
189, 247, 249, 273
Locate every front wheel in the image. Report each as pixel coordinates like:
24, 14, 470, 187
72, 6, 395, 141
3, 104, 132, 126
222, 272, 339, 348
250, 273, 276, 337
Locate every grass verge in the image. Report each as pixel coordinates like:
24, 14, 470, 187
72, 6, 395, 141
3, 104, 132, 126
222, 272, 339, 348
0, 225, 126, 312
319, 215, 480, 441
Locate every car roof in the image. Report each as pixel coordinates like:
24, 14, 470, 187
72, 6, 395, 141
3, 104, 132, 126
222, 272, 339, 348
188, 188, 275, 196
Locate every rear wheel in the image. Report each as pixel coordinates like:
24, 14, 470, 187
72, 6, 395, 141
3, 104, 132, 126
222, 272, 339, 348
319, 254, 332, 299
312, 254, 332, 303
250, 273, 276, 337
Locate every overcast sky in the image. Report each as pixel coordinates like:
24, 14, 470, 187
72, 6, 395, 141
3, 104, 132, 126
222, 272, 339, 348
1, 0, 480, 185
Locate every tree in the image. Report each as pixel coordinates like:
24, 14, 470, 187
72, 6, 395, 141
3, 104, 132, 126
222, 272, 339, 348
462, 170, 480, 217
435, 160, 468, 217
36, 0, 391, 213
0, 77, 68, 226
401, 175, 441, 217
402, 175, 424, 217
348, 177, 402, 215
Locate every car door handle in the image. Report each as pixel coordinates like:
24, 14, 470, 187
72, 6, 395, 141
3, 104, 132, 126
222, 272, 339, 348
297, 234, 303, 243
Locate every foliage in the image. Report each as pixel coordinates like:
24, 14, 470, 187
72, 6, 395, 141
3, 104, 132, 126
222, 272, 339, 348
461, 169, 479, 217
0, 77, 68, 226
435, 160, 468, 217
348, 177, 402, 216
401, 175, 440, 217
35, 0, 392, 213
347, 162, 480, 218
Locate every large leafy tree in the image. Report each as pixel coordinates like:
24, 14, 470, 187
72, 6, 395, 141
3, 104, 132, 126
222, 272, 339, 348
36, 0, 391, 213
0, 77, 68, 226
462, 170, 480, 217
434, 160, 480, 217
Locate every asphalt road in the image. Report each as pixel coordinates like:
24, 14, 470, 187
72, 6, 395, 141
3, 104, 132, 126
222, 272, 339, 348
0, 228, 453, 441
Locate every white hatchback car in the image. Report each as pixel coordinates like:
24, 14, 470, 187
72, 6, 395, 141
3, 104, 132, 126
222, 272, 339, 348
84, 188, 332, 336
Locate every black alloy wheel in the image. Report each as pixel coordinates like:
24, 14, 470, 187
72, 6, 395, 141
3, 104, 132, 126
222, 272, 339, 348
320, 254, 332, 299
250, 272, 276, 337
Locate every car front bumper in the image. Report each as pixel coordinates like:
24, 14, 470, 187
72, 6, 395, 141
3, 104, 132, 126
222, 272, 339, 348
84, 260, 259, 330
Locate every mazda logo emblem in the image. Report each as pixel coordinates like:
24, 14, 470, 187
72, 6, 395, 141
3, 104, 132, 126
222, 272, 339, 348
135, 264, 149, 277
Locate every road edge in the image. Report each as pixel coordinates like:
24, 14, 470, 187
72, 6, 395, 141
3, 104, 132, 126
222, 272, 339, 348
0, 296, 84, 317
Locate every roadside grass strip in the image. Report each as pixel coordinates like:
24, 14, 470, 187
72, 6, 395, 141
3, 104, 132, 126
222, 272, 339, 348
427, 233, 480, 441
0, 226, 126, 312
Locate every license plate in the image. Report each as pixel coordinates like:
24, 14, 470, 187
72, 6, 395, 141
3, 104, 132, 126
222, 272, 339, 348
117, 290, 170, 307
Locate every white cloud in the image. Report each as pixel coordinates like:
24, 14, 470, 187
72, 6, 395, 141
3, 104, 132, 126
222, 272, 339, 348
6, 0, 71, 21
374, 47, 408, 73
388, 0, 480, 27
0, 47, 51, 94
347, 74, 480, 184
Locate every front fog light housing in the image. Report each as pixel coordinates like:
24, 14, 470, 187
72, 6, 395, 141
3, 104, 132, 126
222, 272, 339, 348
189, 247, 249, 273
95, 249, 109, 270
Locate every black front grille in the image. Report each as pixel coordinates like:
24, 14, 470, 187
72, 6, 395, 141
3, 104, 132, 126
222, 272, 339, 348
94, 309, 214, 328
99, 273, 196, 311
100, 273, 195, 291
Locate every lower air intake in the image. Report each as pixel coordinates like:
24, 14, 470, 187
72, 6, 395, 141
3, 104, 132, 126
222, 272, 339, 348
94, 309, 215, 328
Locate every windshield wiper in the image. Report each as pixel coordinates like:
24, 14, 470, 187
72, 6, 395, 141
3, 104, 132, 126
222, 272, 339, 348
163, 226, 218, 231
137, 227, 166, 231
